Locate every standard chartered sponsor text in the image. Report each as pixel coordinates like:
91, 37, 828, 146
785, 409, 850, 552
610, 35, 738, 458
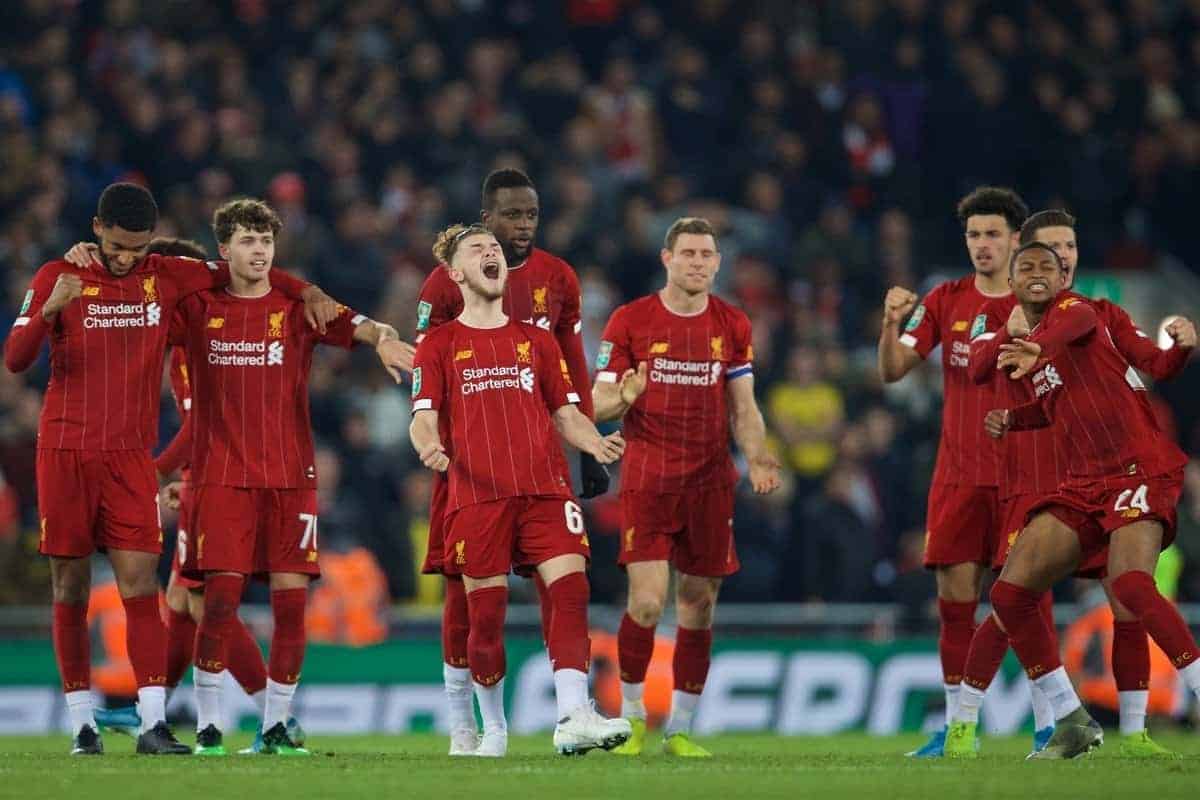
208, 339, 282, 366
83, 302, 148, 328
651, 356, 721, 386
461, 364, 521, 394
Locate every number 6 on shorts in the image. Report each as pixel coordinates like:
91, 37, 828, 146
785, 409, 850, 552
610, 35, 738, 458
299, 512, 319, 551
564, 501, 584, 534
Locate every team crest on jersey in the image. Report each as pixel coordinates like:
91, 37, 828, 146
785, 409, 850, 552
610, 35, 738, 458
416, 300, 432, 331
455, 539, 466, 565
19, 290, 32, 314
905, 304, 926, 332
142, 276, 158, 302
532, 286, 548, 313
970, 314, 988, 340
649, 341, 669, 354
455, 349, 473, 361
411, 367, 422, 397
710, 336, 724, 360
624, 527, 635, 552
82, 285, 101, 296
207, 316, 224, 329
597, 341, 613, 368
516, 341, 532, 363
268, 310, 286, 338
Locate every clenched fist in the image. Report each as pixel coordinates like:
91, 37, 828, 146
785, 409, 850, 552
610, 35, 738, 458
1006, 305, 1030, 338
419, 442, 450, 472
883, 286, 918, 326
984, 409, 1011, 439
1165, 317, 1198, 349
43, 273, 84, 318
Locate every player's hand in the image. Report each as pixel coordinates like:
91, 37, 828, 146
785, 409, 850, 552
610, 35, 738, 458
579, 450, 611, 498
63, 242, 101, 269
1006, 305, 1030, 338
619, 363, 648, 406
998, 339, 1042, 379
882, 286, 918, 326
42, 272, 84, 318
1166, 317, 1197, 349
984, 409, 1011, 439
418, 441, 449, 472
376, 337, 415, 382
748, 453, 783, 494
159, 481, 185, 510
300, 286, 339, 334
589, 431, 625, 465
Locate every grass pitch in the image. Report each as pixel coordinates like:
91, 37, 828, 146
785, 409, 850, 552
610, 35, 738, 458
3, 732, 1199, 800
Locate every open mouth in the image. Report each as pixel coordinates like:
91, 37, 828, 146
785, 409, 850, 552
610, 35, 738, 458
1027, 280, 1048, 294
482, 260, 501, 279
250, 259, 268, 269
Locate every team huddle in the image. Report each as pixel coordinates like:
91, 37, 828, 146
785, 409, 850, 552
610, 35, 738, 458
880, 187, 1199, 760
5, 169, 781, 758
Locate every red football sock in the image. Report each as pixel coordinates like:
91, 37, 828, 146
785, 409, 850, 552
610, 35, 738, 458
267, 588, 308, 684
194, 574, 244, 672
442, 576, 469, 669
1112, 571, 1198, 670
991, 580, 1062, 678
546, 572, 590, 673
226, 616, 267, 694
466, 586, 508, 686
164, 606, 197, 687
52, 601, 90, 693
533, 572, 554, 647
961, 613, 1009, 691
1112, 619, 1150, 691
1039, 590, 1060, 654
937, 599, 977, 685
673, 626, 713, 695
122, 593, 168, 688
618, 613, 657, 684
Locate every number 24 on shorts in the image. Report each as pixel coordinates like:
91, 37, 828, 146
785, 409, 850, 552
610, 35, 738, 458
1114, 485, 1150, 514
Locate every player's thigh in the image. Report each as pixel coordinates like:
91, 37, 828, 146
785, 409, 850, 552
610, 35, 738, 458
421, 472, 450, 575
97, 450, 162, 555
676, 484, 738, 578
36, 449, 101, 558
263, 489, 322, 580
191, 485, 259, 576
998, 509, 1081, 592
924, 484, 999, 573
444, 498, 519, 580
1107, 520, 1165, 579
514, 496, 590, 580
618, 490, 681, 569
164, 572, 192, 613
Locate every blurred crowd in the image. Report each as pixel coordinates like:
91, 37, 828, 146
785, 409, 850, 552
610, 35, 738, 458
3, 0, 1200, 612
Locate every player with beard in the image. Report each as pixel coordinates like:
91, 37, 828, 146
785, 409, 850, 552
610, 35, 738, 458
410, 224, 630, 757
414, 169, 602, 755
4, 183, 336, 756
878, 187, 1040, 757
974, 243, 1200, 759
946, 213, 1196, 758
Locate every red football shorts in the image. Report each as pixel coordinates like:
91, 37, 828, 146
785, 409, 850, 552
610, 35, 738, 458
421, 471, 449, 574
923, 483, 999, 569
37, 448, 162, 558
999, 493, 1107, 579
186, 486, 320, 579
168, 482, 203, 590
618, 486, 739, 578
442, 495, 590, 579
1031, 471, 1183, 572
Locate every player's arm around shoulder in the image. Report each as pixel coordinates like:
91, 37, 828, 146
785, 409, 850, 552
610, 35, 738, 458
348, 314, 415, 383
878, 284, 924, 382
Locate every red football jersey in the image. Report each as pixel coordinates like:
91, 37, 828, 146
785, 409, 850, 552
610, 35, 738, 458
1006, 295, 1188, 483
900, 275, 1008, 487
415, 247, 593, 417
4, 256, 308, 451
169, 288, 362, 488
970, 292, 1192, 498
411, 320, 578, 512
595, 293, 753, 494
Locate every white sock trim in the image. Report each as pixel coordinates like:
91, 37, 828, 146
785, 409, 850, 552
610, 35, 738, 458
1119, 689, 1149, 736
665, 689, 701, 736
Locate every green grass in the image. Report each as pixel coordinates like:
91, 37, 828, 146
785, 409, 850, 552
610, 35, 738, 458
3, 732, 1200, 800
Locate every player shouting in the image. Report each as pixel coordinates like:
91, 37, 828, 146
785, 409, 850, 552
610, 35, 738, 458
410, 223, 630, 757
593, 217, 781, 758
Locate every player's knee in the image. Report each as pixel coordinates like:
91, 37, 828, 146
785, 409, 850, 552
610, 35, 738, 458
1110, 570, 1155, 613
627, 593, 665, 627
203, 592, 240, 625
51, 578, 88, 606
114, 571, 158, 600
676, 593, 715, 628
